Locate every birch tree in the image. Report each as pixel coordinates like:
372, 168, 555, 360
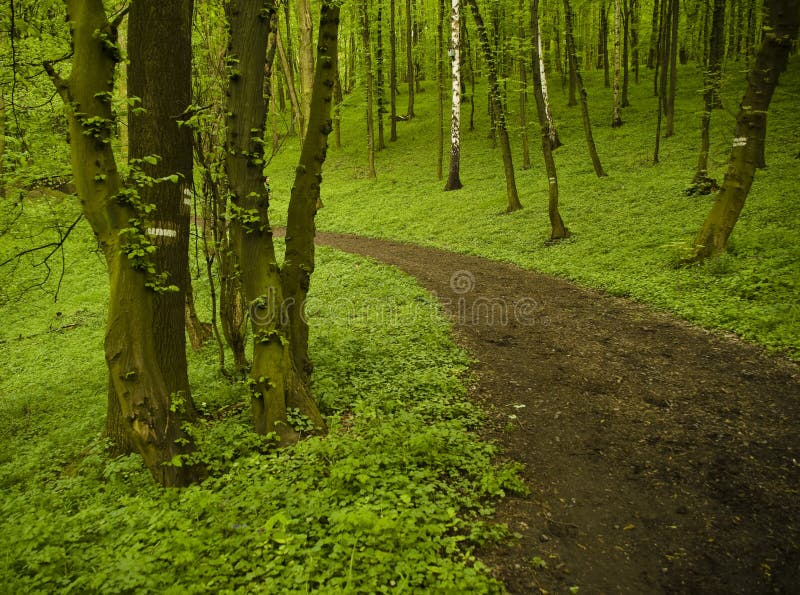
445, 0, 463, 190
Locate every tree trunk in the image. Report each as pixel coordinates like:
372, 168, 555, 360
563, 0, 607, 177
437, 0, 446, 179
612, 0, 624, 126
648, 0, 660, 68
280, 0, 340, 426
377, 0, 387, 150
690, 0, 725, 194
466, 0, 523, 213
601, 3, 610, 87
361, 0, 377, 178
405, 0, 416, 117
390, 0, 399, 141
531, 0, 568, 240
445, 0, 464, 190
277, 29, 306, 139
224, 0, 298, 440
688, 0, 798, 262
333, 66, 343, 149
621, 0, 631, 107
665, 0, 679, 137
46, 0, 200, 486
0, 93, 5, 198
297, 0, 315, 128
630, 0, 639, 83
653, 0, 669, 163
538, 20, 561, 149
184, 272, 212, 350
519, 14, 532, 170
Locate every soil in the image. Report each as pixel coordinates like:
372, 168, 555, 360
315, 231, 800, 595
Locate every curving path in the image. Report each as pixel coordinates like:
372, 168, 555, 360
315, 231, 800, 594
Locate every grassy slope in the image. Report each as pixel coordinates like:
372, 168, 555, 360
0, 202, 522, 592
267, 59, 800, 358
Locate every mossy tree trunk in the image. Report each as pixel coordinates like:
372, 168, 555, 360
281, 0, 340, 420
297, 0, 315, 127
531, 0, 568, 240
225, 0, 333, 438
466, 0, 523, 213
445, 0, 464, 191
563, 0, 607, 177
45, 0, 200, 486
688, 0, 798, 263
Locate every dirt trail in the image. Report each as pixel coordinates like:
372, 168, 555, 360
314, 231, 800, 594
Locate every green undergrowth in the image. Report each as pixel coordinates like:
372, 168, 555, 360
0, 199, 524, 592
267, 59, 800, 359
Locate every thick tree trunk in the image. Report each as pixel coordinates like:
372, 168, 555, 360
612, 0, 624, 126
128, 0, 197, 410
532, 0, 568, 240
563, 0, 607, 177
688, 0, 798, 262
466, 0, 523, 213
361, 0, 377, 178
46, 0, 200, 486
690, 0, 725, 194
224, 0, 299, 440
390, 0, 399, 141
405, 0, 416, 117
445, 0, 464, 190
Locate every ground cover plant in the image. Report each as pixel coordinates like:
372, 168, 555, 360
0, 198, 524, 592
266, 60, 800, 359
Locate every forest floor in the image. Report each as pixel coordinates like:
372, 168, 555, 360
314, 230, 800, 594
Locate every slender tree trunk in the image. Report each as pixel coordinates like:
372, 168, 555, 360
277, 29, 306, 139
601, 3, 611, 87
519, 4, 532, 170
648, 0, 660, 68
281, 0, 340, 402
690, 0, 725, 194
437, 0, 446, 179
333, 67, 343, 149
630, 0, 639, 83
405, 0, 416, 117
688, 0, 798, 262
532, 0, 567, 240
361, 0, 377, 178
538, 20, 561, 149
377, 0, 387, 150
563, 0, 607, 177
445, 0, 464, 190
621, 0, 631, 107
665, 0, 679, 137
297, 0, 315, 126
612, 0, 623, 125
46, 0, 200, 486
0, 93, 5, 198
466, 0, 523, 212
653, 0, 669, 163
390, 0, 399, 140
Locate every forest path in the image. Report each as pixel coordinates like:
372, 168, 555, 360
313, 231, 800, 594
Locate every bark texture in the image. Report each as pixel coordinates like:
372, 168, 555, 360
445, 0, 464, 190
